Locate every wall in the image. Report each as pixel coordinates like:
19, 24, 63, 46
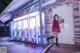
73, 2, 80, 46
0, 26, 9, 37
42, 0, 56, 7
52, 4, 74, 44
42, 5, 53, 38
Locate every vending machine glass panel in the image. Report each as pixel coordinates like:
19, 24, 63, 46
23, 19, 28, 41
13, 22, 18, 38
30, 16, 36, 43
23, 19, 28, 29
17, 21, 23, 38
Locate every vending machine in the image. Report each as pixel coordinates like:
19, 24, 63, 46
10, 11, 45, 44
10, 22, 14, 39
29, 16, 36, 43
35, 13, 45, 44
17, 20, 23, 40
35, 14, 40, 44
13, 22, 18, 39
23, 19, 29, 41
10, 21, 18, 40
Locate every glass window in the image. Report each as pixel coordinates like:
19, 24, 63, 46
30, 18, 36, 29
23, 19, 28, 29
18, 21, 23, 30
13, 22, 18, 30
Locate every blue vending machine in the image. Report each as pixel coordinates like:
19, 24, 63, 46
13, 22, 18, 40
10, 22, 14, 39
23, 18, 29, 41
29, 16, 36, 43
29, 11, 45, 44
35, 13, 40, 44
17, 20, 23, 40
13, 21, 18, 40
35, 12, 45, 44
11, 20, 18, 40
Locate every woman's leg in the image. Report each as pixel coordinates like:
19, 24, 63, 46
53, 32, 58, 38
56, 37, 59, 46
47, 36, 54, 43
53, 32, 59, 46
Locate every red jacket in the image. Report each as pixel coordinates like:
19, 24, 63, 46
52, 19, 60, 29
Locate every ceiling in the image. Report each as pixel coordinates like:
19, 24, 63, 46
0, 0, 33, 24
0, 0, 12, 14
0, 0, 12, 24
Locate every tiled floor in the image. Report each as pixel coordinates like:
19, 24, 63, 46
48, 45, 80, 53
0, 42, 45, 53
0, 37, 80, 53
0, 37, 45, 53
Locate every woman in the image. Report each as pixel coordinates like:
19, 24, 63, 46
47, 14, 60, 46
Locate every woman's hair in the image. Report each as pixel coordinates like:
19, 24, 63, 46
53, 14, 59, 19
